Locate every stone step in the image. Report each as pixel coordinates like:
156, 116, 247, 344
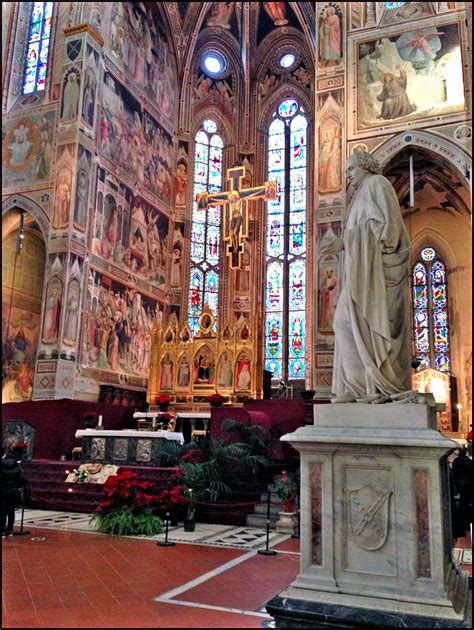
246, 513, 278, 529
253, 503, 283, 517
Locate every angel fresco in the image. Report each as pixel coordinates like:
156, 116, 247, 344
396, 28, 445, 75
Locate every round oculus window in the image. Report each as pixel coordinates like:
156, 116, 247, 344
279, 53, 296, 69
203, 52, 226, 75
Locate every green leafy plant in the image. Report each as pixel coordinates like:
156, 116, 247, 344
91, 507, 163, 536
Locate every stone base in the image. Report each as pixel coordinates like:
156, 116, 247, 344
272, 399, 471, 628
266, 590, 471, 628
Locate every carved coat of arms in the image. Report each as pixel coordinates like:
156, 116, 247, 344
347, 485, 392, 551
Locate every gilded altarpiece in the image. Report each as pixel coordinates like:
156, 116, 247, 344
148, 307, 260, 409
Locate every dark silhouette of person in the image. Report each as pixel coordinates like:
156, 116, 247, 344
451, 447, 472, 536
1, 448, 26, 537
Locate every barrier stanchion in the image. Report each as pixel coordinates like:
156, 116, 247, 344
258, 490, 277, 556
157, 484, 176, 547
13, 485, 31, 536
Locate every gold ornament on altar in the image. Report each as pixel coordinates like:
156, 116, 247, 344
148, 305, 261, 410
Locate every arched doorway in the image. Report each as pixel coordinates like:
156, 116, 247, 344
382, 146, 472, 436
2, 208, 47, 403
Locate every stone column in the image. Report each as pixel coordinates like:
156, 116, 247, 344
266, 398, 470, 628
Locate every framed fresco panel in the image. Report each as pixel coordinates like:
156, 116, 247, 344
351, 20, 467, 136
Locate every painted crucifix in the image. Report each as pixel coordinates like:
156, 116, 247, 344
196, 165, 277, 269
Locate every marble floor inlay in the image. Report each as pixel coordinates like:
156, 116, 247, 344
20, 508, 290, 549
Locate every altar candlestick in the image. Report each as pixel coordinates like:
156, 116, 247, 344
98, 415, 103, 427
409, 155, 414, 208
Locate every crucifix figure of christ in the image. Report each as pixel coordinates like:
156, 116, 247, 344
196, 165, 277, 269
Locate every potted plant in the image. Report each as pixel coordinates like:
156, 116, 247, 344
90, 470, 165, 536
207, 393, 226, 408
274, 470, 299, 513
155, 394, 171, 412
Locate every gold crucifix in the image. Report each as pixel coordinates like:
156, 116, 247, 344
196, 166, 277, 269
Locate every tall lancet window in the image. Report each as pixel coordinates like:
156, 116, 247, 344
188, 120, 224, 334
22, 2, 54, 95
412, 246, 450, 372
264, 99, 308, 382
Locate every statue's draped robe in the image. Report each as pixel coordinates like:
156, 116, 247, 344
333, 173, 412, 398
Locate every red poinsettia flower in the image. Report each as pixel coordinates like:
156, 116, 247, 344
155, 394, 171, 405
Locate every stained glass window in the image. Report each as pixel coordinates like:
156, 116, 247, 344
412, 247, 450, 373
188, 120, 223, 334
22, 2, 54, 95
264, 100, 308, 382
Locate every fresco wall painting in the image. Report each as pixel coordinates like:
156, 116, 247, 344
82, 269, 159, 378
2, 109, 56, 190
100, 70, 173, 206
356, 21, 466, 131
108, 3, 177, 123
91, 167, 169, 287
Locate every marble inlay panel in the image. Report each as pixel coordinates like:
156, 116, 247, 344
136, 439, 152, 462
113, 438, 129, 460
413, 468, 431, 578
311, 463, 323, 565
90, 438, 105, 460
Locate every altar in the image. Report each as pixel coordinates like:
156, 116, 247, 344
75, 429, 184, 466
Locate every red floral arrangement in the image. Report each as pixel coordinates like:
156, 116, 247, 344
155, 394, 171, 405
96, 470, 169, 514
82, 411, 97, 419
12, 442, 27, 450
207, 393, 225, 406
158, 412, 177, 431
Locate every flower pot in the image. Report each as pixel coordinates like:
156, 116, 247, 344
283, 499, 295, 513
276, 511, 297, 535
183, 518, 196, 532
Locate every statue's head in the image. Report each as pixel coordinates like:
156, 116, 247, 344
346, 151, 382, 187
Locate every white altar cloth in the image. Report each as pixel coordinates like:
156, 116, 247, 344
75, 429, 184, 444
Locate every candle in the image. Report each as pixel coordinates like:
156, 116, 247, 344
98, 415, 103, 427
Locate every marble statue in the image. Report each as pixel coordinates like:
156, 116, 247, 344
319, 151, 413, 403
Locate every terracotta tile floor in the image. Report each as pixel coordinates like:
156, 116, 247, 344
2, 526, 300, 628
2, 518, 471, 629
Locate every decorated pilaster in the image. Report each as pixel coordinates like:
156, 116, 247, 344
33, 23, 103, 399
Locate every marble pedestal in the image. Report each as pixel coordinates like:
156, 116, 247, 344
266, 400, 470, 628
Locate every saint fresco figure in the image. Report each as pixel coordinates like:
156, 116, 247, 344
177, 355, 191, 389
63, 280, 80, 346
61, 72, 80, 121
263, 2, 289, 26
160, 354, 173, 390
319, 125, 341, 193
53, 170, 72, 228
319, 267, 338, 333
319, 151, 412, 403
319, 6, 342, 67
217, 352, 234, 389
235, 353, 252, 390
42, 283, 62, 343
377, 67, 417, 120
206, 2, 234, 29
